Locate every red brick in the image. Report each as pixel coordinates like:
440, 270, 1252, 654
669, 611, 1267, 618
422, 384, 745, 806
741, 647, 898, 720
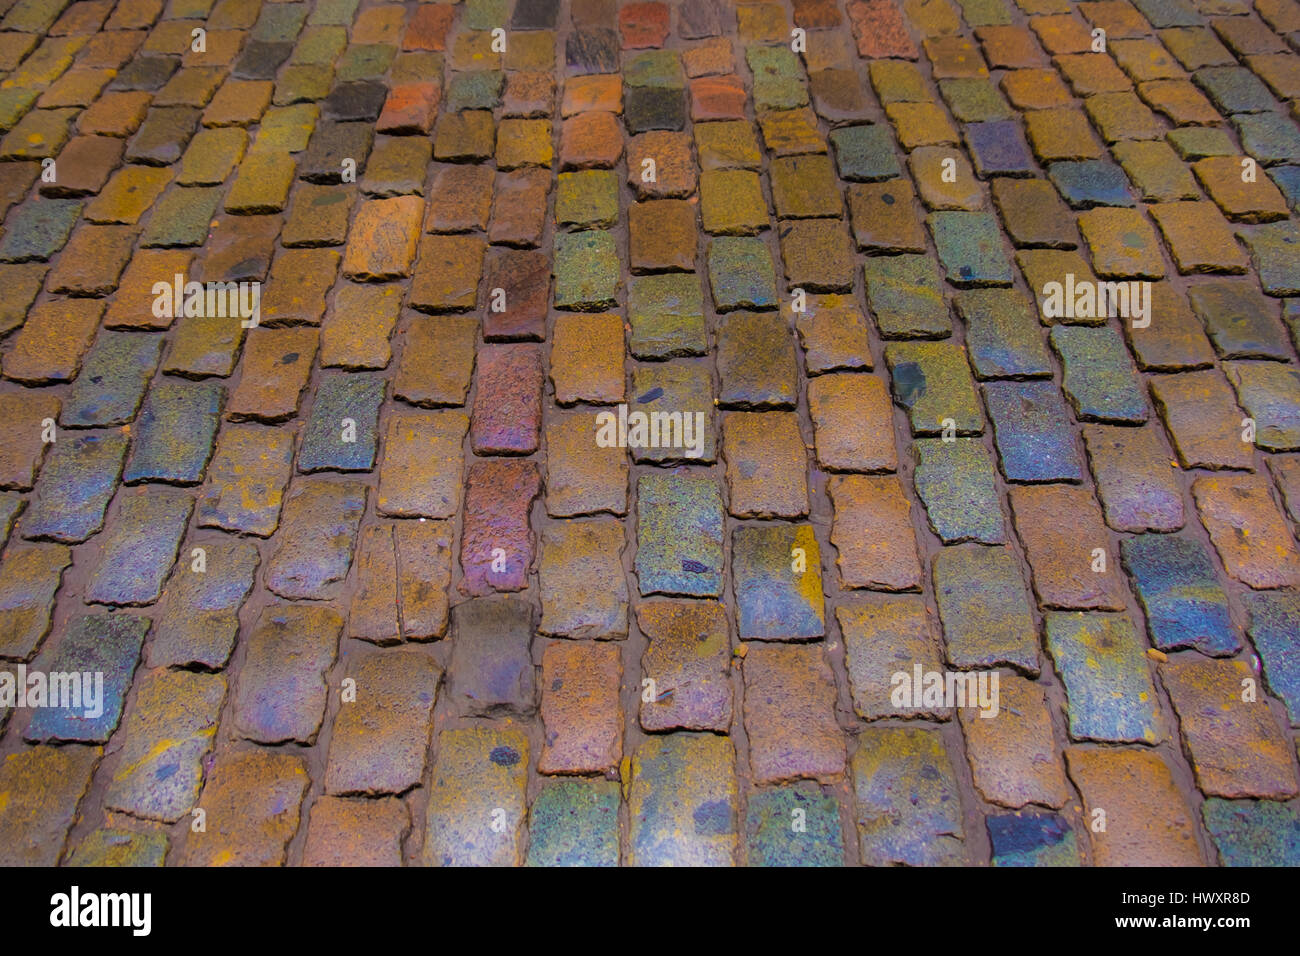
471, 343, 544, 455
460, 459, 541, 596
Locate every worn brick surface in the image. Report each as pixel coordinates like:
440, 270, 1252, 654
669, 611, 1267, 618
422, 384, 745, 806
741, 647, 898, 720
2, 0, 1299, 869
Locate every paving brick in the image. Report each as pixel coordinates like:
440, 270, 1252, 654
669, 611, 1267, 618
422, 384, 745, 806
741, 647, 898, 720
1188, 279, 1292, 360
1050, 325, 1148, 423
635, 472, 724, 597
104, 668, 226, 822
1203, 797, 1300, 866
230, 603, 340, 745
729, 523, 822, 639
556, 169, 619, 227
65, 827, 169, 867
993, 178, 1076, 254
743, 643, 844, 783
1240, 222, 1300, 297
538, 640, 622, 773
410, 234, 487, 313
19, 430, 126, 543
885, 341, 984, 436
959, 674, 1070, 807
460, 459, 541, 595
196, 423, 294, 536
85, 486, 192, 606
393, 315, 476, 408
629, 733, 738, 866
1049, 160, 1136, 209
1025, 107, 1105, 162
988, 810, 1081, 866
539, 518, 628, 639
0, 264, 45, 337
1070, 747, 1203, 863
1225, 360, 1300, 451
299, 371, 385, 472
351, 520, 452, 644
629, 361, 716, 464
847, 0, 920, 59
266, 478, 366, 599
447, 596, 537, 717
635, 598, 731, 732
934, 544, 1038, 672
1077, 207, 1166, 279
792, 294, 872, 374
779, 217, 855, 292
769, 153, 840, 219
1121, 532, 1238, 659
302, 795, 408, 867
1150, 370, 1254, 470
149, 538, 258, 669
1112, 139, 1200, 204
1046, 611, 1165, 742
1194, 473, 1300, 588
0, 392, 59, 490
553, 230, 619, 309
1269, 454, 1300, 526
226, 327, 317, 423
852, 727, 966, 866
0, 745, 100, 865
1242, 591, 1300, 727
828, 474, 923, 591
560, 111, 623, 169
184, 750, 310, 866
376, 411, 468, 518
3, 298, 102, 385
722, 411, 808, 518
471, 343, 543, 455
1081, 422, 1184, 533
551, 313, 625, 405
1149, 200, 1250, 274
838, 594, 947, 720
628, 273, 707, 358
913, 438, 1004, 544
984, 380, 1087, 483
326, 649, 440, 795
630, 197, 698, 273
847, 180, 926, 254
526, 779, 620, 867
953, 287, 1053, 379
1164, 656, 1299, 798
423, 726, 528, 866
342, 196, 423, 281
22, 611, 146, 743
744, 781, 844, 867
46, 222, 135, 294
544, 407, 628, 516
716, 310, 799, 407
808, 373, 896, 473
1009, 484, 1128, 609
481, 248, 548, 342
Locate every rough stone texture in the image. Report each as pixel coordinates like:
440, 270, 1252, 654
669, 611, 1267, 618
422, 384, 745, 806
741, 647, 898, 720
1, 0, 1297, 869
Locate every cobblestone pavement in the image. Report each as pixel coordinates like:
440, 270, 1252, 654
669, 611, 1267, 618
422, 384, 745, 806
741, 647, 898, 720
1, 0, 1299, 868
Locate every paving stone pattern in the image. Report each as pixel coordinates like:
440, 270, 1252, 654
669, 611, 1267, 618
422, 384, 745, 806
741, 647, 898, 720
1, 0, 1300, 867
